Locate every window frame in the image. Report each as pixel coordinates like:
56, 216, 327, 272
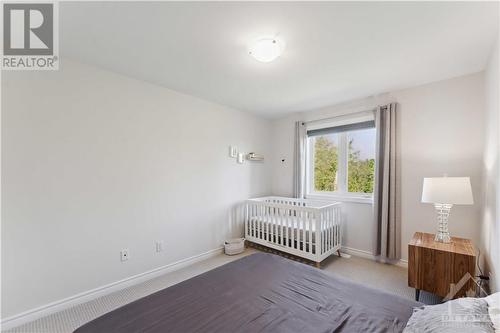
305, 118, 376, 204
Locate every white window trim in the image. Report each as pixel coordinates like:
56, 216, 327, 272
305, 117, 375, 205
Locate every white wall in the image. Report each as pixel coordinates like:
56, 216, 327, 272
1, 60, 272, 319
480, 35, 499, 293
271, 72, 485, 260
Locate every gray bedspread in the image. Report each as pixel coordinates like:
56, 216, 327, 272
74, 253, 421, 333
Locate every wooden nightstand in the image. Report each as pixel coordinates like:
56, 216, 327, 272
408, 232, 476, 301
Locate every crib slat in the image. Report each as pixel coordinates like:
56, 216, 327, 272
324, 210, 328, 254
261, 204, 265, 241
304, 212, 311, 253
278, 208, 282, 246
282, 209, 286, 246
328, 208, 332, 252
309, 212, 313, 254
294, 211, 298, 250
257, 204, 261, 240
269, 207, 275, 243
262, 204, 265, 241
281, 208, 284, 246
284, 209, 287, 247
256, 204, 259, 239
330, 207, 333, 249
267, 205, 270, 242
331, 208, 335, 250
306, 212, 310, 253
335, 206, 339, 247
303, 211, 307, 253
310, 212, 314, 254
245, 203, 249, 237
249, 203, 252, 238
308, 212, 312, 253
268, 205, 271, 242
252, 203, 255, 238
275, 207, 279, 244
301, 212, 305, 253
322, 212, 325, 255
331, 207, 334, 249
332, 208, 335, 249
298, 210, 302, 251
326, 211, 329, 255
334, 207, 337, 249
277, 207, 281, 245
266, 205, 270, 242
338, 206, 342, 247
285, 209, 289, 248
327, 207, 332, 252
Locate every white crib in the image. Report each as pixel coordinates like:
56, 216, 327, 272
245, 196, 342, 266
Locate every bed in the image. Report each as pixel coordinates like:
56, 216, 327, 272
245, 197, 342, 266
74, 253, 421, 333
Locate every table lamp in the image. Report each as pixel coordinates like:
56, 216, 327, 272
421, 177, 473, 243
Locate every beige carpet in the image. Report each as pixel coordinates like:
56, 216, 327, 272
4, 249, 438, 333
320, 254, 440, 305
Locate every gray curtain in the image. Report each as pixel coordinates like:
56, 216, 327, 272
373, 103, 401, 260
293, 121, 307, 199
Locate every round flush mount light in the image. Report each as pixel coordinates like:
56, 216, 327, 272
249, 38, 285, 63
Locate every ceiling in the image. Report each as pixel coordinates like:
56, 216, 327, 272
60, 2, 499, 118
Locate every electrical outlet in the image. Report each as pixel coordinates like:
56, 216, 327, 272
120, 249, 129, 262
155, 241, 164, 253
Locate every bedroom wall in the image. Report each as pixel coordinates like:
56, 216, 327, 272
271, 72, 485, 261
1, 60, 272, 319
480, 35, 499, 293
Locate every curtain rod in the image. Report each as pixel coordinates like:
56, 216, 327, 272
303, 108, 376, 125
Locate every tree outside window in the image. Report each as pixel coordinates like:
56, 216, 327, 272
310, 127, 375, 195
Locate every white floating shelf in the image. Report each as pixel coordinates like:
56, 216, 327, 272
246, 153, 264, 161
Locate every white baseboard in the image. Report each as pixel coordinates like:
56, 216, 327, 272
341, 246, 377, 260
341, 246, 408, 267
396, 259, 408, 268
1, 247, 223, 331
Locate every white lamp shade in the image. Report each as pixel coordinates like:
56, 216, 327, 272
421, 177, 474, 205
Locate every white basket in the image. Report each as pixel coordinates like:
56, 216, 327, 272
224, 238, 245, 255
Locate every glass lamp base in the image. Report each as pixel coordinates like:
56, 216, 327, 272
434, 203, 453, 243
434, 231, 451, 243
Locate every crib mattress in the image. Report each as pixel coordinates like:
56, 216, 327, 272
248, 216, 339, 243
74, 253, 420, 333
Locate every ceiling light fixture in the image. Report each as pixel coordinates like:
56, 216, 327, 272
249, 38, 284, 63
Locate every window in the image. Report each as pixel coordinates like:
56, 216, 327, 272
306, 117, 376, 200
347, 128, 376, 193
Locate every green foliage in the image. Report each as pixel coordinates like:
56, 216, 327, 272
314, 137, 338, 191
314, 136, 375, 193
347, 139, 375, 193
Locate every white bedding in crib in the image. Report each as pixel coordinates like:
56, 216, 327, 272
248, 216, 339, 243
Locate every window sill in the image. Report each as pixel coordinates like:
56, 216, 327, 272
306, 192, 374, 204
